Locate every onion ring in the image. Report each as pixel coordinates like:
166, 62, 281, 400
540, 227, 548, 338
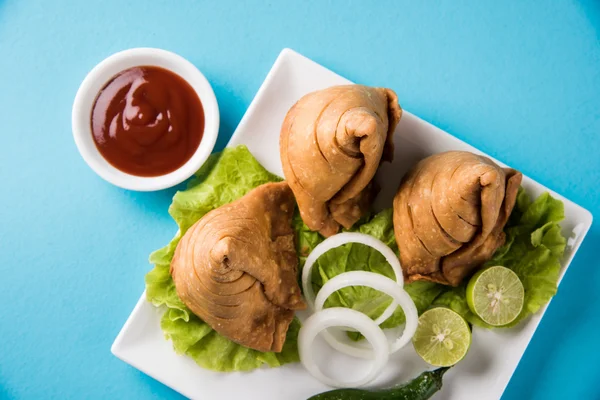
298, 307, 389, 388
301, 232, 404, 325
314, 271, 418, 359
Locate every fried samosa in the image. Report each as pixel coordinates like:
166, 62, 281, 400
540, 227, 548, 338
393, 151, 522, 286
280, 85, 402, 237
170, 182, 306, 352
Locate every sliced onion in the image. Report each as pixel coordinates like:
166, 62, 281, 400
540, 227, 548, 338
314, 271, 418, 359
298, 307, 389, 388
301, 232, 404, 325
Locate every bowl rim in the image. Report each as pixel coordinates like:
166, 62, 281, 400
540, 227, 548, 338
71, 47, 219, 191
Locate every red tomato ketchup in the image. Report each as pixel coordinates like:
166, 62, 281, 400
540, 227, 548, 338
91, 66, 204, 177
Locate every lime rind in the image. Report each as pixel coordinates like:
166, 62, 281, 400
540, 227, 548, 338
412, 307, 471, 367
466, 266, 525, 326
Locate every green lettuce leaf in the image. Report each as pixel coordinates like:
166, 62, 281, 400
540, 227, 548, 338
380, 281, 446, 329
161, 313, 301, 371
293, 212, 324, 268
145, 145, 299, 372
434, 189, 566, 327
432, 285, 493, 329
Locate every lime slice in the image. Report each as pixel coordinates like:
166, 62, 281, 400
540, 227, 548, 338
466, 266, 524, 326
412, 307, 471, 367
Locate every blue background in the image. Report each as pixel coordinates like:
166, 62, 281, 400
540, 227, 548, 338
1, 0, 599, 399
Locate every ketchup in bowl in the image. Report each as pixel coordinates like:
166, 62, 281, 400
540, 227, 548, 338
91, 66, 204, 177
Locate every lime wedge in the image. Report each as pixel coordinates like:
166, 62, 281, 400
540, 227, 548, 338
466, 266, 524, 326
412, 307, 471, 367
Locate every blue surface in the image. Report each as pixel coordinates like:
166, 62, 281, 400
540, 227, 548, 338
0, 0, 599, 399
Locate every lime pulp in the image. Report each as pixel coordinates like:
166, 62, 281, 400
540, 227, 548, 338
466, 265, 524, 326
412, 307, 471, 367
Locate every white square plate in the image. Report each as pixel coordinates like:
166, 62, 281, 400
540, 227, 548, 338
112, 49, 593, 400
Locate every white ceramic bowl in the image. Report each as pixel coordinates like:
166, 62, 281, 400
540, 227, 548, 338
72, 48, 219, 191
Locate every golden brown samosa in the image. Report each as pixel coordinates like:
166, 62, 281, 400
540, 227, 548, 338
280, 85, 402, 237
393, 151, 522, 286
170, 182, 306, 352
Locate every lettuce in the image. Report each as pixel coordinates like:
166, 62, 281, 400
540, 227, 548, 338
145, 145, 299, 372
434, 189, 566, 327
